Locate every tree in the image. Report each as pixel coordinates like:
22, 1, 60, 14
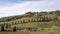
28, 27, 32, 31
42, 16, 45, 21
53, 17, 58, 21
1, 25, 4, 31
13, 26, 16, 32
45, 17, 50, 22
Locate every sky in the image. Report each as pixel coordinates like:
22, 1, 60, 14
0, 0, 60, 18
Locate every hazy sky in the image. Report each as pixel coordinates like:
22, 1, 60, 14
0, 0, 60, 18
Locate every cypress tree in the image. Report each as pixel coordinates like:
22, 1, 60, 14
1, 25, 4, 31
13, 26, 16, 32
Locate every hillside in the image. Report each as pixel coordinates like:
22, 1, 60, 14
0, 10, 60, 34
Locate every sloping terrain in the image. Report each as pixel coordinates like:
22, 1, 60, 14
0, 10, 60, 34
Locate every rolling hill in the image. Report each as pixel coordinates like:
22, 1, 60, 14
0, 10, 60, 34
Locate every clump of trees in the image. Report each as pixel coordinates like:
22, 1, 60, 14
0, 23, 17, 32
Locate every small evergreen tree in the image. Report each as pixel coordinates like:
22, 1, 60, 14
1, 25, 4, 31
13, 26, 16, 32
28, 27, 32, 31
